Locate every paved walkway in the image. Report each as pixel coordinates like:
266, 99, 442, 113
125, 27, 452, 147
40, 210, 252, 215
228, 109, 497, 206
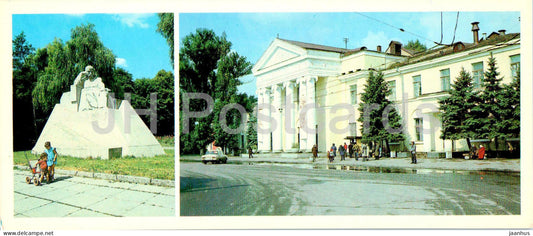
181, 155, 520, 172
14, 169, 175, 217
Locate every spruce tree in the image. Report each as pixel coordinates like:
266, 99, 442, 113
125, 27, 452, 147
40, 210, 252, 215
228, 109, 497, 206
479, 55, 504, 139
499, 70, 520, 138
358, 71, 405, 155
438, 68, 478, 149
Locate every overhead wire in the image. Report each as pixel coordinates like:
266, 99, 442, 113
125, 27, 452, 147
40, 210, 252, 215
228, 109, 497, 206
450, 12, 460, 45
354, 12, 442, 46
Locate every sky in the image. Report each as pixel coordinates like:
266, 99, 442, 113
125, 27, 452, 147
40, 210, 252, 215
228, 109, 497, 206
179, 12, 521, 97
12, 13, 173, 80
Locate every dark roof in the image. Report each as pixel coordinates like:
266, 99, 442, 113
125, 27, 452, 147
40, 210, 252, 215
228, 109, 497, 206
279, 38, 349, 53
387, 33, 520, 69
279, 38, 371, 57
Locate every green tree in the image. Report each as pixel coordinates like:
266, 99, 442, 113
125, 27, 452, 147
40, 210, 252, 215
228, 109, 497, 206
13, 32, 37, 150
179, 29, 232, 154
439, 68, 479, 149
157, 13, 174, 67
358, 71, 405, 156
212, 52, 252, 154
404, 39, 427, 53
153, 70, 175, 136
32, 23, 117, 113
499, 71, 520, 154
112, 67, 134, 100
479, 55, 504, 140
246, 111, 258, 150
129, 70, 174, 136
498, 71, 520, 139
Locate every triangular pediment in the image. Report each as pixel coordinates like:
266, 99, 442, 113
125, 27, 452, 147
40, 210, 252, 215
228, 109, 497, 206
253, 39, 307, 73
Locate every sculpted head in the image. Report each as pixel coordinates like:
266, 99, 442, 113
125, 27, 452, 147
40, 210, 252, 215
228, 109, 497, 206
85, 66, 96, 80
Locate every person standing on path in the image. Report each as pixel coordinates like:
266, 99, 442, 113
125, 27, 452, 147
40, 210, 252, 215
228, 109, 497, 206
410, 141, 417, 164
343, 142, 348, 154
44, 141, 58, 182
330, 143, 337, 158
478, 145, 486, 160
248, 146, 253, 159
361, 143, 368, 162
339, 144, 346, 161
312, 144, 318, 162
348, 142, 354, 159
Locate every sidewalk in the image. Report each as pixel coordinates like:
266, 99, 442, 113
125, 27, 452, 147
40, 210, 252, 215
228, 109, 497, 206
180, 155, 520, 173
13, 165, 175, 187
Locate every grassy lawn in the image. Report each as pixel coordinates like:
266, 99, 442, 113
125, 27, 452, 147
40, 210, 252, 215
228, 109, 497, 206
14, 149, 175, 180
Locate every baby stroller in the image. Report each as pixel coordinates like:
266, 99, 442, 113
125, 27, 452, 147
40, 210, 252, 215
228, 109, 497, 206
24, 153, 46, 186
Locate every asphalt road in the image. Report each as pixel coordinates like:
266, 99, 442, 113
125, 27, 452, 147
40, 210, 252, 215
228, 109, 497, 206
14, 169, 175, 217
180, 162, 520, 216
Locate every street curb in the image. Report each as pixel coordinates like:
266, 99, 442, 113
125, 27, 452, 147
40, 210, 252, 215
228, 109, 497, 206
14, 165, 175, 187
180, 157, 520, 173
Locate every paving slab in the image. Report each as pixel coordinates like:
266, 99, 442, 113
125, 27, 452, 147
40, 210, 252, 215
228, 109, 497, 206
23, 202, 81, 217
112, 190, 159, 202
81, 185, 126, 198
145, 194, 175, 208
58, 192, 109, 208
14, 195, 52, 214
66, 209, 111, 217
127, 203, 174, 216
89, 198, 143, 216
13, 169, 175, 217
40, 186, 84, 201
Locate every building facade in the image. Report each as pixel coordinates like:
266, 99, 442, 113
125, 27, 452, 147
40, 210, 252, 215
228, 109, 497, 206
252, 23, 520, 155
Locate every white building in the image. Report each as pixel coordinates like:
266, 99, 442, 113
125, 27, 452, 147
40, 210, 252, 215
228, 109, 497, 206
252, 22, 520, 156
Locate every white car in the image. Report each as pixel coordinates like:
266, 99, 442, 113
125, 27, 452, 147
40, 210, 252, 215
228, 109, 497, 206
201, 150, 228, 164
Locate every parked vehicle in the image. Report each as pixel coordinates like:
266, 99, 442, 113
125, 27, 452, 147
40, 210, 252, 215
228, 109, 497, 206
201, 150, 228, 164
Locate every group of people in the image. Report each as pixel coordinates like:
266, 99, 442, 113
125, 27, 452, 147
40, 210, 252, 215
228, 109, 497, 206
311, 141, 420, 164
469, 144, 487, 160
35, 141, 58, 184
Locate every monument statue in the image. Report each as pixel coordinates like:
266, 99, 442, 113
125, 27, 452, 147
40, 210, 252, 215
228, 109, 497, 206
61, 65, 113, 111
34, 65, 165, 159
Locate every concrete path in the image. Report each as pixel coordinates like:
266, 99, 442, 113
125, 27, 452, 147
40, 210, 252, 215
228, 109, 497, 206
14, 169, 175, 217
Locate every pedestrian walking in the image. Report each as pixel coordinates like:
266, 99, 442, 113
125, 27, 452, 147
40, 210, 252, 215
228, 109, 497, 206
248, 146, 253, 158
355, 144, 360, 160
410, 141, 417, 164
330, 143, 337, 158
312, 144, 318, 162
339, 145, 346, 161
343, 142, 348, 154
478, 145, 486, 160
362, 143, 368, 162
348, 142, 354, 159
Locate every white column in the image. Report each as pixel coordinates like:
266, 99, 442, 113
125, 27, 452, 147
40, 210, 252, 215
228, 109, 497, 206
306, 76, 317, 152
422, 116, 431, 153
257, 88, 271, 153
263, 88, 272, 152
256, 89, 264, 152
272, 84, 283, 153
284, 81, 296, 152
297, 78, 307, 152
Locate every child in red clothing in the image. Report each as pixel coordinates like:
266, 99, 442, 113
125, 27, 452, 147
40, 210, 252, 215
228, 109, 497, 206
36, 153, 49, 184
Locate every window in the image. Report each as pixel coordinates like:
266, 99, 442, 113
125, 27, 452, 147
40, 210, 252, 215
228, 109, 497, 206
415, 118, 423, 141
472, 62, 484, 88
440, 69, 451, 91
388, 80, 396, 101
510, 54, 520, 78
350, 84, 357, 104
349, 122, 357, 136
413, 75, 421, 97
